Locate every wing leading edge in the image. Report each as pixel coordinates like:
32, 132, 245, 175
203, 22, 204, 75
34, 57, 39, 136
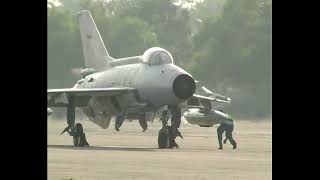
47, 87, 139, 107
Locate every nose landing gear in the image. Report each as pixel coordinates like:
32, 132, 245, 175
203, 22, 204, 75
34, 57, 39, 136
158, 106, 183, 149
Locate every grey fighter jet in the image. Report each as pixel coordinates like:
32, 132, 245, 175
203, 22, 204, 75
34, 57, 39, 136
47, 10, 229, 149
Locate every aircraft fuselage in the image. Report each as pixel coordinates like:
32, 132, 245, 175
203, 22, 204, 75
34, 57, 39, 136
76, 63, 192, 107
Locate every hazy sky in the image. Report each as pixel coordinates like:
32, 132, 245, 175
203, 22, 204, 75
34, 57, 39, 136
48, 0, 205, 9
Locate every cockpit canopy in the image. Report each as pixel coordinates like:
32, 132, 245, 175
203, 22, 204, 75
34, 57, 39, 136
142, 47, 173, 65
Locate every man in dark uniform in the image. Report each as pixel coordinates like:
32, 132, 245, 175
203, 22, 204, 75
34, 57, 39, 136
217, 111, 237, 150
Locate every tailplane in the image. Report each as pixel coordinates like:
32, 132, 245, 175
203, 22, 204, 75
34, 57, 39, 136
77, 10, 113, 70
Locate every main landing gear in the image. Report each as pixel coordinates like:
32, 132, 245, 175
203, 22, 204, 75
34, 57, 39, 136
60, 96, 89, 147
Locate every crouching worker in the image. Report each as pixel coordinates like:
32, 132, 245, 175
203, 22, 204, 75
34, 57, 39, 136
217, 112, 237, 150
61, 123, 89, 147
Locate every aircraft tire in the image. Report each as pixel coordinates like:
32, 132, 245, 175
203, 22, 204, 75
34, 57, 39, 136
73, 136, 80, 147
158, 126, 171, 149
73, 123, 84, 147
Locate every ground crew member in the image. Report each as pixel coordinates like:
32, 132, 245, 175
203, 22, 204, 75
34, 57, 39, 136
217, 111, 237, 150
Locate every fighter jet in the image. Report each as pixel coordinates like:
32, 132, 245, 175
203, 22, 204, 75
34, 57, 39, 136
47, 10, 229, 149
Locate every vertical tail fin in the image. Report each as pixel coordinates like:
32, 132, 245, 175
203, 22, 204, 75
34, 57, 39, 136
77, 10, 113, 70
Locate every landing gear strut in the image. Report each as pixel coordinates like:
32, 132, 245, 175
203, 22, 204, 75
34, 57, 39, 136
158, 106, 183, 149
60, 95, 89, 147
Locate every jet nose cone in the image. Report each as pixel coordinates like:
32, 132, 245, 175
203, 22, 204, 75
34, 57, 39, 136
172, 74, 196, 100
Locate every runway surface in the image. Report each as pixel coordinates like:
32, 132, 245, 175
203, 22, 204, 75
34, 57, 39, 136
48, 119, 272, 180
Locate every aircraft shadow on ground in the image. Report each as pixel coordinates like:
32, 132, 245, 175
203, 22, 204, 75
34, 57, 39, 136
47, 145, 157, 152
